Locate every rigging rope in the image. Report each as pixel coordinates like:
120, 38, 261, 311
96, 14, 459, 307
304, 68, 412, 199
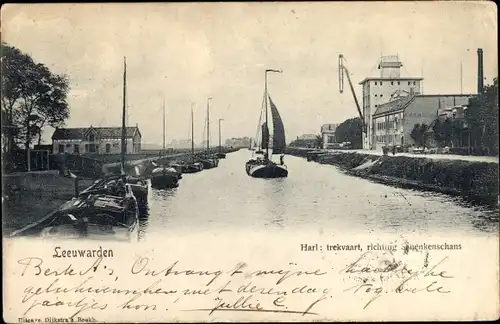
254, 91, 266, 147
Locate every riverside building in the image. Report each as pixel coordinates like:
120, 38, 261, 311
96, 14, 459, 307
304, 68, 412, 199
359, 55, 423, 149
372, 94, 471, 149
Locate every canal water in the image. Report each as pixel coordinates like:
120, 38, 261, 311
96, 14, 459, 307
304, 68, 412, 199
138, 149, 498, 240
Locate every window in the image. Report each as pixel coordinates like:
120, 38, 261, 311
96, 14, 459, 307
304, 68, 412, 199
380, 94, 383, 97
391, 81, 394, 85
74, 144, 80, 154
397, 81, 400, 85
58, 144, 64, 153
374, 81, 378, 85
375, 105, 378, 108
408, 81, 411, 85
375, 94, 378, 97
89, 134, 95, 142
413, 81, 416, 85
113, 143, 119, 148
380, 82, 383, 85
106, 143, 111, 153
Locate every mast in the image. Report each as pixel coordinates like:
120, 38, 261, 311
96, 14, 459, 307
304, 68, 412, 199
162, 99, 166, 152
120, 56, 127, 174
264, 69, 282, 158
191, 103, 195, 158
207, 97, 212, 152
218, 118, 223, 153
264, 71, 268, 158
460, 61, 463, 95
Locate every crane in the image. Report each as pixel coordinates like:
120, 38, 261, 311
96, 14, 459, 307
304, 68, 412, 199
338, 54, 367, 135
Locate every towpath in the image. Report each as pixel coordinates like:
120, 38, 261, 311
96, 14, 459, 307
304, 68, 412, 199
298, 148, 498, 163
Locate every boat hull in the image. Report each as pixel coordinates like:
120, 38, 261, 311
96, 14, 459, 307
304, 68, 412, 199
150, 174, 179, 189
11, 192, 139, 241
246, 162, 288, 178
216, 153, 226, 159
128, 182, 148, 203
200, 159, 217, 169
181, 162, 203, 174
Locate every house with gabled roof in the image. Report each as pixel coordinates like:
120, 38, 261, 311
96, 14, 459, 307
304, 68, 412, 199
320, 124, 339, 149
372, 94, 471, 149
51, 125, 142, 155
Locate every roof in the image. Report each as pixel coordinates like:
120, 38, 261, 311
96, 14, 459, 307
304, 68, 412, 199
373, 96, 415, 116
52, 126, 140, 140
321, 123, 339, 132
373, 94, 473, 117
359, 76, 424, 85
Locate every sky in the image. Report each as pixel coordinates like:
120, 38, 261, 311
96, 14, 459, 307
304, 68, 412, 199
1, 2, 497, 146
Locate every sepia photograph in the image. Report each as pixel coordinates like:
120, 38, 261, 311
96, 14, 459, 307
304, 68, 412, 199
2, 2, 498, 322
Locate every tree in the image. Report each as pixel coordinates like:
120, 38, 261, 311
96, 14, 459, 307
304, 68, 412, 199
433, 118, 452, 147
1, 42, 70, 163
335, 117, 362, 149
410, 123, 429, 147
466, 77, 499, 155
315, 134, 323, 149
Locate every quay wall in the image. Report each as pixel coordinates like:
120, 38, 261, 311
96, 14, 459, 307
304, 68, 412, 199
2, 171, 94, 235
103, 147, 240, 175
286, 148, 499, 206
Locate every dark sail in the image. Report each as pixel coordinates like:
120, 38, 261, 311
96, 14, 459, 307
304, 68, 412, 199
268, 95, 286, 154
261, 122, 269, 149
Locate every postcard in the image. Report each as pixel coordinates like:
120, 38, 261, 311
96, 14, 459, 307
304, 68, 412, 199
1, 2, 499, 322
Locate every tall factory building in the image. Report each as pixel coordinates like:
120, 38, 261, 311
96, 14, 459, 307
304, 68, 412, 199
359, 55, 423, 149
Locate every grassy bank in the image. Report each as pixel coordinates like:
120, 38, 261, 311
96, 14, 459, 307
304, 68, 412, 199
2, 171, 94, 235
286, 148, 499, 206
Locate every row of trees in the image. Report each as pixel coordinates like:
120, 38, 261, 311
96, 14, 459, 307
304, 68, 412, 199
1, 42, 70, 158
335, 117, 363, 149
410, 78, 498, 155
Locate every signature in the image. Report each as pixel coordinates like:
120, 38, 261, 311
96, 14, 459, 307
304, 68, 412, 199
185, 291, 330, 316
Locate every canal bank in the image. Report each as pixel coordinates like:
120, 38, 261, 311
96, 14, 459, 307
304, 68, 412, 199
1, 149, 240, 235
286, 148, 499, 206
2, 171, 95, 234
102, 147, 239, 175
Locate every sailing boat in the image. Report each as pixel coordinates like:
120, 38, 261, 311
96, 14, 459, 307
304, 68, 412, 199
150, 100, 181, 189
181, 104, 203, 174
197, 97, 219, 169
119, 57, 148, 202
245, 69, 288, 178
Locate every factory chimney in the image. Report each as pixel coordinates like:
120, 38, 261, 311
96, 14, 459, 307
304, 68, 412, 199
477, 48, 484, 94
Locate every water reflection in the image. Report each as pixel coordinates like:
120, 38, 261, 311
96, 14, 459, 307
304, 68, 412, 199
137, 203, 150, 242
265, 178, 287, 228
151, 187, 179, 200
